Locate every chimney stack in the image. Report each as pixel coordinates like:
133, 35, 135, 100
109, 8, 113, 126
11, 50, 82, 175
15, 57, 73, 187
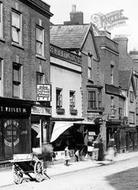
113, 35, 128, 54
64, 5, 83, 25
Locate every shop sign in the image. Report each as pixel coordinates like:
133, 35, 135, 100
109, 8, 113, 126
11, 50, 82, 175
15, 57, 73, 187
91, 9, 128, 30
4, 120, 20, 147
37, 84, 51, 102
31, 106, 51, 116
0, 106, 28, 114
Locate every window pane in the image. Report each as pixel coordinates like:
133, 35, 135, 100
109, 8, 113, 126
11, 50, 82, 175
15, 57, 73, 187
88, 91, 96, 109
36, 73, 44, 84
36, 42, 42, 55
0, 60, 1, 79
70, 91, 75, 107
12, 12, 20, 28
36, 28, 43, 42
13, 84, 20, 97
13, 69, 19, 82
56, 89, 62, 108
12, 27, 19, 43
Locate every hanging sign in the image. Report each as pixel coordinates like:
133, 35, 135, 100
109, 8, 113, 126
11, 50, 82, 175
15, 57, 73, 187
37, 84, 51, 102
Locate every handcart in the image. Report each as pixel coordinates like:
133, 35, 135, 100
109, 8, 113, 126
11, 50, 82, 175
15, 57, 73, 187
11, 153, 50, 184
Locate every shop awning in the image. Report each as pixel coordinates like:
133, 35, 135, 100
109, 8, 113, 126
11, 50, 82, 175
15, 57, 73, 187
31, 124, 40, 138
50, 122, 74, 142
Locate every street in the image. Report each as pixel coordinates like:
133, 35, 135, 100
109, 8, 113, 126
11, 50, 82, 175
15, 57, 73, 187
1, 155, 138, 190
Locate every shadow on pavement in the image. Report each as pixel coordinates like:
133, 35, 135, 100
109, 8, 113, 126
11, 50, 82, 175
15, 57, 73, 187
106, 167, 138, 190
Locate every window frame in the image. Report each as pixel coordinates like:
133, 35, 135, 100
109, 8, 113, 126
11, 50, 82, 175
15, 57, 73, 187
11, 9, 22, 45
36, 25, 44, 57
0, 59, 3, 96
56, 88, 63, 109
130, 91, 134, 103
0, 2, 3, 38
69, 90, 76, 109
36, 71, 45, 85
12, 63, 22, 98
88, 90, 96, 110
129, 111, 135, 124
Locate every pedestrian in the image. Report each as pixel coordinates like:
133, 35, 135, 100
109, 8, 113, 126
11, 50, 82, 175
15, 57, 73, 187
64, 146, 70, 166
75, 149, 79, 162
105, 138, 115, 162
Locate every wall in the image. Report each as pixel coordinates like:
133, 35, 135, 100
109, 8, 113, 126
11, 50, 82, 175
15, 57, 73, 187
1, 0, 51, 100
50, 57, 82, 119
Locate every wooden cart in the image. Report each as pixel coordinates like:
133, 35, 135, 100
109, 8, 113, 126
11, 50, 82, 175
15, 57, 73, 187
11, 153, 50, 184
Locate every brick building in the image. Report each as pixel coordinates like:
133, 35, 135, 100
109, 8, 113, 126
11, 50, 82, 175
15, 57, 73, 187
0, 0, 52, 162
50, 7, 104, 153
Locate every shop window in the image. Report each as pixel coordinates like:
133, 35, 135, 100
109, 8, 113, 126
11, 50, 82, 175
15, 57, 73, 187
36, 26, 44, 56
88, 90, 96, 110
12, 63, 22, 98
0, 59, 3, 96
56, 88, 63, 108
11, 10, 22, 45
0, 2, 3, 38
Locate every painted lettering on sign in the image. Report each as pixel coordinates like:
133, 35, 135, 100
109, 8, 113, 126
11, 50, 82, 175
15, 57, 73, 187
91, 9, 128, 31
37, 84, 51, 102
0, 106, 27, 113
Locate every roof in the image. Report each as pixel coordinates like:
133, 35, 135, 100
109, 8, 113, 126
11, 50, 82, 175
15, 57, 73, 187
50, 24, 91, 50
119, 70, 132, 90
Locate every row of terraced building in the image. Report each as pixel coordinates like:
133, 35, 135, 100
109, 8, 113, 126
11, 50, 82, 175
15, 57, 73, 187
0, 0, 138, 164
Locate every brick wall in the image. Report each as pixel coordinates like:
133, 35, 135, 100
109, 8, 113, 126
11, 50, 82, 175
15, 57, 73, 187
1, 0, 51, 100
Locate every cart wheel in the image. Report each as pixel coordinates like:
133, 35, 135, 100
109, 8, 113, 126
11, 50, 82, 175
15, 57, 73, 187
12, 164, 23, 184
34, 161, 44, 182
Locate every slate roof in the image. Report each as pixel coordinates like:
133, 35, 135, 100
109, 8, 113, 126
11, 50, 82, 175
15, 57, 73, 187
50, 24, 90, 50
119, 70, 132, 90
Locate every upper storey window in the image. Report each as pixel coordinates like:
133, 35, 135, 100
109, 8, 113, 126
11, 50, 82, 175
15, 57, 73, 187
11, 10, 22, 45
36, 26, 44, 56
0, 2, 3, 38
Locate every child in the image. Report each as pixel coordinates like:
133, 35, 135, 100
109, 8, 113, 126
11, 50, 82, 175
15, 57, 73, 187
64, 146, 70, 166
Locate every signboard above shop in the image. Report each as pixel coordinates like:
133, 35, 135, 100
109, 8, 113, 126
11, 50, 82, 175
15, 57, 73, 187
37, 84, 51, 102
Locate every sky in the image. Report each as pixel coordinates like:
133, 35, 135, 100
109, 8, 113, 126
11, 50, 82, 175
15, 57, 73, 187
43, 0, 138, 51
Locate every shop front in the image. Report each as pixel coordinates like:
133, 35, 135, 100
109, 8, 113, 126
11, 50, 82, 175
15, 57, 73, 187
0, 97, 33, 161
50, 120, 101, 154
31, 104, 51, 153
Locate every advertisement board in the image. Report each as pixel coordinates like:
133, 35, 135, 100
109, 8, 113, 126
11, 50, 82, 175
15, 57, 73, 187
37, 84, 51, 102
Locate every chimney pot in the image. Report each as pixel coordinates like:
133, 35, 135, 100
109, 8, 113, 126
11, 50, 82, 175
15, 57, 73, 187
72, 4, 76, 13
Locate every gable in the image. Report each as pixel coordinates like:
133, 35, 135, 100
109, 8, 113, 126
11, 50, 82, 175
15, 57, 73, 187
82, 30, 99, 61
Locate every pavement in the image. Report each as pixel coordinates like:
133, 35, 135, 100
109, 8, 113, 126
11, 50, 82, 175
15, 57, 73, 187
0, 151, 138, 187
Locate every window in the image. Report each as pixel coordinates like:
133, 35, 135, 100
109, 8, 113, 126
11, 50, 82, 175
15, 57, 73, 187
36, 72, 45, 84
36, 26, 44, 56
56, 88, 62, 108
119, 107, 123, 119
70, 91, 75, 109
12, 63, 22, 98
88, 56, 92, 79
98, 89, 102, 108
12, 10, 22, 45
129, 112, 135, 124
0, 59, 3, 96
88, 90, 96, 109
0, 2, 3, 38
130, 91, 134, 103
110, 65, 114, 84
